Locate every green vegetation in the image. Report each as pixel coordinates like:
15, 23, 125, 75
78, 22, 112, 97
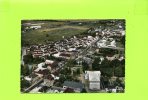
81, 88, 87, 93
22, 25, 88, 45
92, 57, 101, 70
60, 67, 71, 75
65, 59, 76, 68
121, 35, 125, 47
21, 64, 30, 76
22, 20, 125, 46
82, 61, 89, 72
91, 57, 125, 77
23, 53, 45, 64
23, 53, 33, 64
21, 78, 31, 89
99, 48, 118, 56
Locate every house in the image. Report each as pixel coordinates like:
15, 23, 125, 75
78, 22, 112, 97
45, 60, 54, 65
34, 69, 49, 77
38, 62, 45, 68
106, 54, 119, 61
24, 76, 32, 82
107, 40, 116, 47
34, 62, 47, 73
45, 60, 58, 71
68, 48, 76, 52
30, 25, 41, 29
33, 49, 43, 58
111, 88, 117, 93
53, 52, 61, 58
97, 39, 107, 48
59, 53, 71, 59
87, 36, 93, 40
63, 81, 84, 92
85, 71, 101, 90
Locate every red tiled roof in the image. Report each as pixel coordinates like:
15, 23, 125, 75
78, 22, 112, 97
36, 69, 49, 75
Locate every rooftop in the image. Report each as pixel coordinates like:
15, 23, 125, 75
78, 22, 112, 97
85, 71, 101, 81
63, 81, 83, 90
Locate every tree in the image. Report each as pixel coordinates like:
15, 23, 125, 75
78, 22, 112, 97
92, 57, 101, 70
100, 48, 117, 55
66, 59, 75, 68
47, 55, 55, 60
33, 57, 44, 63
21, 78, 31, 89
46, 34, 49, 37
116, 78, 121, 84
23, 53, 33, 64
59, 75, 66, 83
110, 59, 120, 76
110, 59, 120, 68
102, 76, 109, 87
100, 68, 112, 77
114, 66, 124, 77
120, 59, 125, 65
76, 68, 80, 75
82, 61, 89, 72
60, 67, 71, 75
100, 58, 110, 68
21, 64, 30, 76
66, 75, 73, 81
81, 88, 87, 93
121, 35, 125, 46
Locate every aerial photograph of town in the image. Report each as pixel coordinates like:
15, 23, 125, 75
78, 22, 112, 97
21, 19, 125, 93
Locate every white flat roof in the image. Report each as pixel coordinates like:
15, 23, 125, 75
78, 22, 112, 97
45, 60, 54, 64
85, 71, 101, 81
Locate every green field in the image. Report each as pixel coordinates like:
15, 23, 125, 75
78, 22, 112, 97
22, 24, 89, 45
22, 22, 92, 45
21, 20, 124, 45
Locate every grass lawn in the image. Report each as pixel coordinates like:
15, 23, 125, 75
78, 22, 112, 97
22, 25, 89, 45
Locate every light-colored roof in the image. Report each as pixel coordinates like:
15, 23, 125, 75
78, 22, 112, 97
53, 52, 60, 58
68, 48, 76, 51
24, 76, 32, 81
85, 71, 101, 81
89, 82, 100, 90
29, 86, 42, 93
37, 62, 45, 68
45, 60, 54, 64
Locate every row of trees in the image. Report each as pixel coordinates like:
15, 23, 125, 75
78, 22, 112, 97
99, 48, 118, 56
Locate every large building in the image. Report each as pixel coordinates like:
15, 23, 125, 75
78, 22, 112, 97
85, 71, 101, 90
63, 81, 84, 92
